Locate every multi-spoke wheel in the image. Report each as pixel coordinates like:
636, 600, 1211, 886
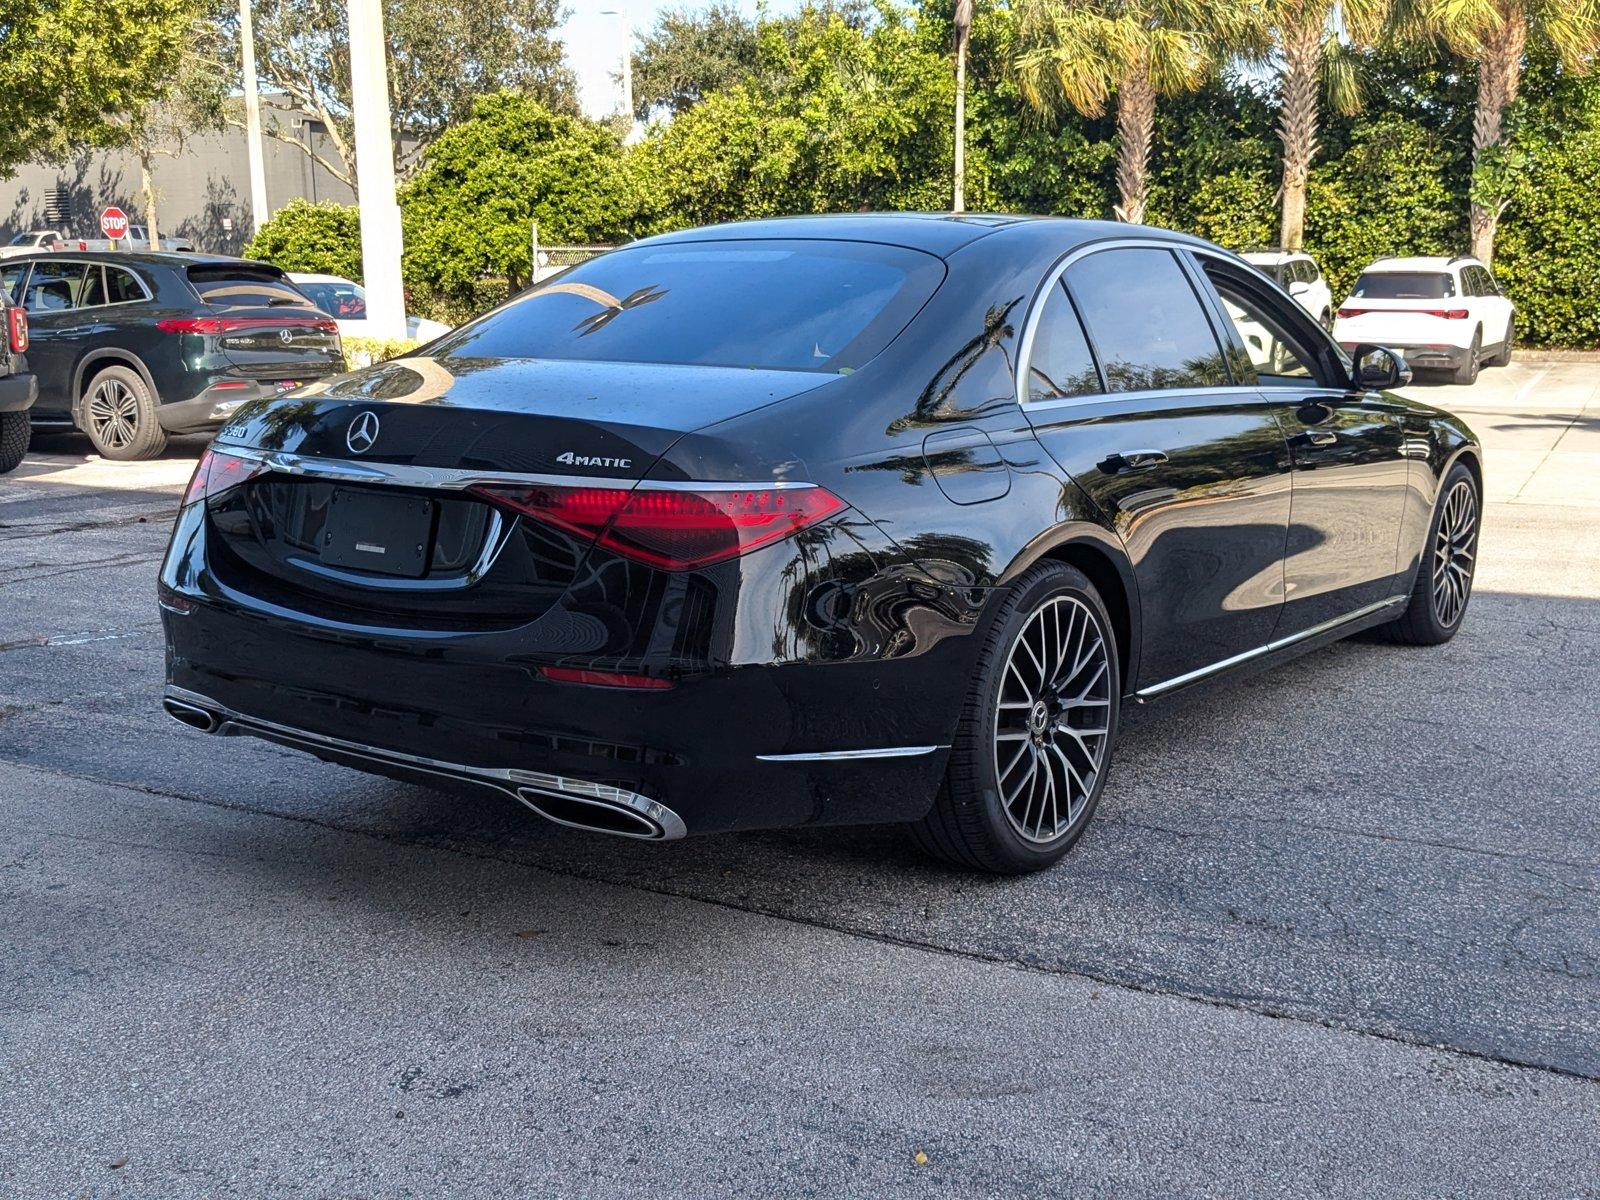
1431, 478, 1477, 628
1379, 461, 1480, 645
993, 595, 1111, 844
910, 562, 1121, 874
80, 364, 167, 460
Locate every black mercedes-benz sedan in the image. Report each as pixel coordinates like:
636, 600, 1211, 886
159, 215, 1481, 873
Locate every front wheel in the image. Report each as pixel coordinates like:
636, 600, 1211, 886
1378, 462, 1480, 645
0, 409, 28, 473
909, 562, 1121, 874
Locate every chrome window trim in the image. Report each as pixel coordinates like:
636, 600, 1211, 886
213, 444, 819, 494
1134, 594, 1408, 700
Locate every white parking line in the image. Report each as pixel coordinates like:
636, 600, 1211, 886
1513, 365, 1553, 406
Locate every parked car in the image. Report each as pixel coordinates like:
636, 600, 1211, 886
3, 251, 343, 460
159, 215, 1481, 874
288, 272, 450, 342
1333, 255, 1514, 384
1241, 248, 1335, 328
0, 289, 37, 473
1, 230, 69, 259
96, 226, 197, 253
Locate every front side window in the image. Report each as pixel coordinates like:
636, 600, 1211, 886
1065, 248, 1229, 393
1206, 276, 1318, 383
23, 262, 88, 312
1027, 282, 1101, 401
435, 239, 945, 374
1351, 271, 1455, 300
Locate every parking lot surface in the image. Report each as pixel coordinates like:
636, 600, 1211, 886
2, 361, 1598, 1196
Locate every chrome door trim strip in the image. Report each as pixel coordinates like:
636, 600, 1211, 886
213, 444, 817, 494
1134, 594, 1408, 700
756, 745, 946, 762
161, 684, 687, 839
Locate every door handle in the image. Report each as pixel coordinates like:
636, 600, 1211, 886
1102, 449, 1169, 474
1297, 430, 1338, 447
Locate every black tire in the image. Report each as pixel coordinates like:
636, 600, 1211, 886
1319, 308, 1333, 332
1452, 330, 1481, 385
1486, 320, 1514, 367
1377, 461, 1480, 646
909, 562, 1121, 874
0, 409, 28, 474
81, 364, 167, 461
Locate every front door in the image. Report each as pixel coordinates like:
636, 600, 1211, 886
1020, 245, 1293, 691
19, 259, 96, 416
1197, 257, 1411, 635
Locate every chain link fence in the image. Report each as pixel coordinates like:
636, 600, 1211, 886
532, 236, 615, 283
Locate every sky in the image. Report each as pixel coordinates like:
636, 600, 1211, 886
559, 0, 770, 119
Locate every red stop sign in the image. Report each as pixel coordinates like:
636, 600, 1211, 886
100, 207, 129, 239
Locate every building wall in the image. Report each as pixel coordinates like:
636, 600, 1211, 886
0, 102, 354, 256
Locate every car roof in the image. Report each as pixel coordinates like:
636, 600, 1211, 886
628, 212, 1216, 259
1361, 255, 1476, 273
1240, 250, 1309, 265
14, 250, 273, 269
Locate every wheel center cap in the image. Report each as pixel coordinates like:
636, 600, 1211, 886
1028, 700, 1051, 735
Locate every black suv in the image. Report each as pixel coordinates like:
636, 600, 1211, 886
1, 252, 343, 460
0, 290, 36, 473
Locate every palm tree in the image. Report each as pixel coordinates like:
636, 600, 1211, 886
1014, 0, 1210, 225
953, 0, 975, 211
1410, 0, 1600, 263
1248, 0, 1388, 251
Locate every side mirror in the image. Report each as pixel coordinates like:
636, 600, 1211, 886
1288, 280, 1311, 297
1353, 344, 1412, 390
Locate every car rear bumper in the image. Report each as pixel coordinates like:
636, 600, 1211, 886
157, 379, 318, 433
1339, 341, 1471, 372
0, 371, 37, 413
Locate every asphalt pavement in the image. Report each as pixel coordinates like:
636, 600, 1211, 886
2, 360, 1597, 1197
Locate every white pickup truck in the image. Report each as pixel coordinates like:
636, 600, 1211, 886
0, 226, 195, 256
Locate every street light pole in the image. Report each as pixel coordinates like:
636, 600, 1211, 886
347, 0, 407, 340
600, 9, 633, 134
238, 0, 270, 235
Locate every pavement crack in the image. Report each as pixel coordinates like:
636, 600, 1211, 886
2, 754, 1597, 1087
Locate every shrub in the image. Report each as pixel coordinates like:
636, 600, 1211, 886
244, 199, 364, 281
342, 336, 421, 370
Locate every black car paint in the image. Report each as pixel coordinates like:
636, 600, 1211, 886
159, 215, 1480, 839
11, 251, 342, 435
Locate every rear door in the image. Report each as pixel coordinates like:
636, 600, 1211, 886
1020, 243, 1293, 692
1196, 256, 1410, 635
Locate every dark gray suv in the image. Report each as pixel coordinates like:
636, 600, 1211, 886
2, 252, 344, 460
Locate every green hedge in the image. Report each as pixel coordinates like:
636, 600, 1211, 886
244, 199, 364, 282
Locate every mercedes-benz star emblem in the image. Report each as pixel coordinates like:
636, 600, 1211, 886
279, 328, 294, 344
346, 411, 380, 455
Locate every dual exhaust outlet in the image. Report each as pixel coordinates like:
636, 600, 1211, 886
161, 693, 685, 841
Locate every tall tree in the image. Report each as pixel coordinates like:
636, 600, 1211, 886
235, 0, 578, 189
1412, 0, 1600, 263
1014, 0, 1210, 225
0, 0, 192, 177
953, 0, 974, 210
630, 3, 761, 119
1250, 0, 1386, 250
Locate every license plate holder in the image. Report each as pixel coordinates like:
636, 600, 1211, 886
320, 489, 434, 578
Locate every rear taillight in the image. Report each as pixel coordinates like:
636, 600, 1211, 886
538, 666, 674, 690
469, 482, 847, 571
1337, 307, 1364, 319
1337, 306, 1469, 320
181, 449, 267, 508
1439, 309, 1470, 320
158, 316, 338, 335
6, 306, 26, 354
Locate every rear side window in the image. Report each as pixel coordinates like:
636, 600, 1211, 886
436, 240, 945, 373
105, 266, 147, 303
78, 266, 107, 307
1065, 248, 1229, 392
1352, 272, 1455, 300
188, 265, 315, 308
1027, 283, 1101, 401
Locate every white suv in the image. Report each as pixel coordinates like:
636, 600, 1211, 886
1241, 250, 1334, 328
1333, 255, 1514, 385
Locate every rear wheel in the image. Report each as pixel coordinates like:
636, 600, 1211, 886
1378, 462, 1479, 645
1486, 320, 1514, 367
910, 562, 1120, 874
82, 364, 167, 461
0, 410, 28, 473
1452, 330, 1481, 385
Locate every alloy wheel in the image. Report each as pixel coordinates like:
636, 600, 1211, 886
87, 379, 141, 451
1432, 479, 1477, 628
993, 595, 1112, 844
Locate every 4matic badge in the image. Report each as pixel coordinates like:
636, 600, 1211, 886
557, 451, 632, 469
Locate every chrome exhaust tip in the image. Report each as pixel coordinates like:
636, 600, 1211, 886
513, 784, 686, 841
163, 696, 221, 734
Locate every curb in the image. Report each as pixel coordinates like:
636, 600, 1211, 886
1513, 349, 1600, 364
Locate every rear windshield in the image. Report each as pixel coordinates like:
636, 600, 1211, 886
434, 239, 945, 373
1351, 271, 1455, 300
299, 280, 368, 319
188, 265, 316, 308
